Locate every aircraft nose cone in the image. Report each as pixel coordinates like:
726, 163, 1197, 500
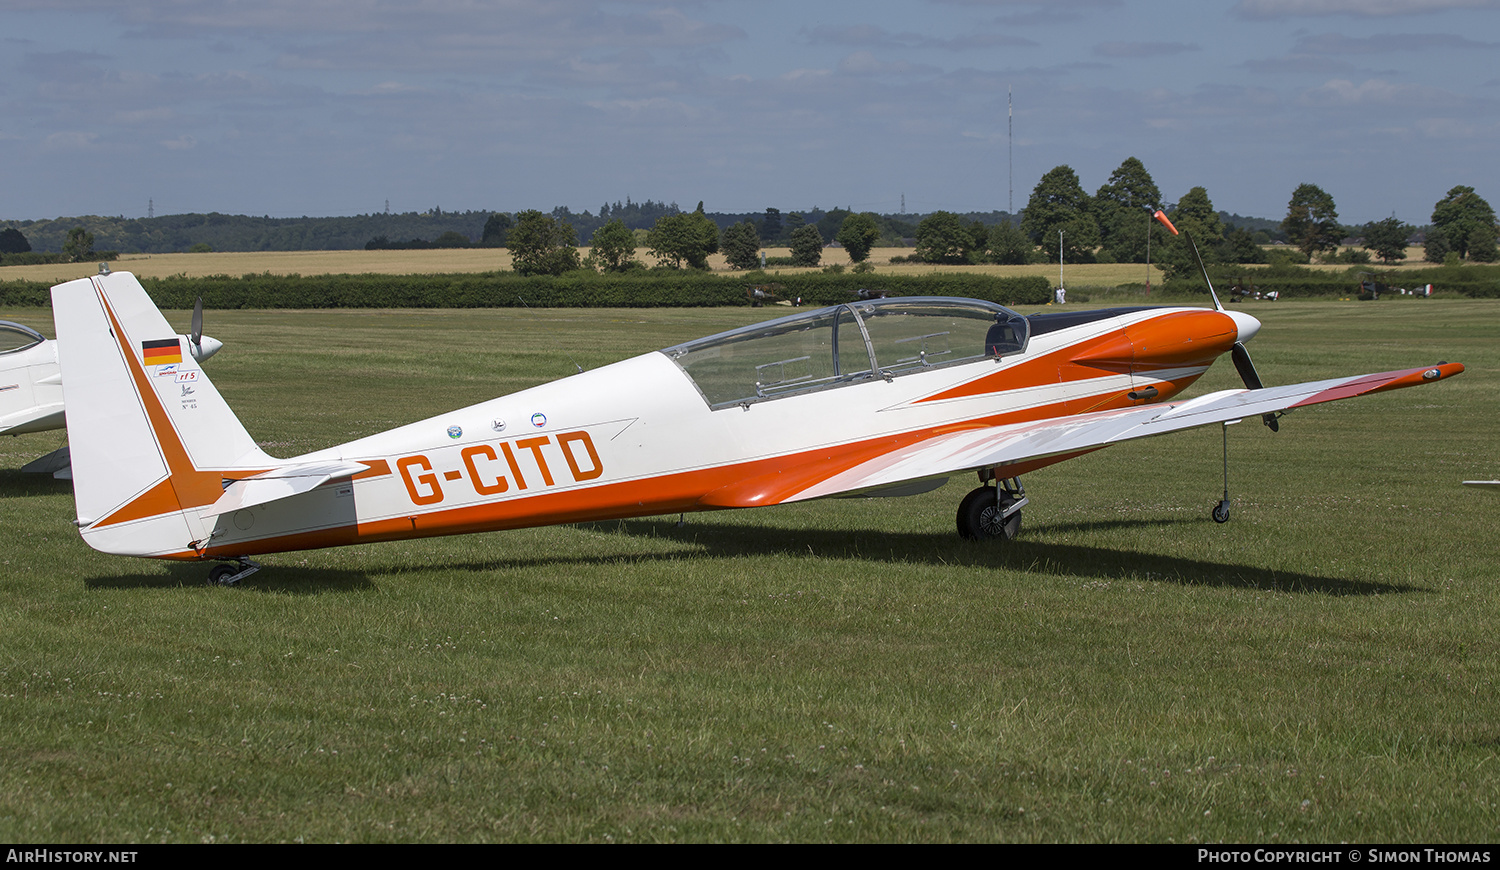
1225, 309, 1261, 344
191, 334, 224, 362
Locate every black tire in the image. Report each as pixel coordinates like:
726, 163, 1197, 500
957, 486, 1021, 541
1212, 501, 1231, 524
208, 564, 238, 585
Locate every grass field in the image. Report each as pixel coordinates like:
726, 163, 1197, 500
1, 298, 1496, 842
1, 245, 1432, 286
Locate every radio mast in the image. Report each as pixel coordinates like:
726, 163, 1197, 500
1008, 86, 1014, 216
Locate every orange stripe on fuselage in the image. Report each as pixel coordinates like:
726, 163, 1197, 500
193, 383, 1181, 560
919, 310, 1235, 405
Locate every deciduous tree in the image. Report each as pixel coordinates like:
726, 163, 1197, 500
788, 224, 823, 267
0, 227, 30, 254
1093, 157, 1161, 263
1361, 216, 1412, 264
1430, 186, 1497, 261
63, 227, 94, 262
1467, 225, 1499, 262
647, 205, 720, 269
1157, 187, 1225, 278
1021, 166, 1099, 263
762, 208, 782, 243
721, 221, 762, 270
588, 219, 640, 272
1219, 226, 1266, 265
914, 211, 971, 264
508, 210, 581, 276
1423, 227, 1451, 263
1281, 183, 1341, 258
987, 220, 1034, 265
480, 213, 512, 247
836, 212, 880, 263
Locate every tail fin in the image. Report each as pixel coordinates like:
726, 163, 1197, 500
52, 272, 273, 558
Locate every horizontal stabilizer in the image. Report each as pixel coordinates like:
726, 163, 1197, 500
20, 445, 72, 478
203, 461, 373, 518
0, 402, 66, 436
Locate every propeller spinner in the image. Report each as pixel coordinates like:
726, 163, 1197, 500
186, 296, 224, 363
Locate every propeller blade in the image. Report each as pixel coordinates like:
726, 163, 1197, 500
185, 296, 223, 363
1231, 340, 1280, 431
1230, 341, 1263, 390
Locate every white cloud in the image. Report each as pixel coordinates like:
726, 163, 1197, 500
836, 52, 931, 77
44, 130, 100, 149
1299, 77, 1451, 106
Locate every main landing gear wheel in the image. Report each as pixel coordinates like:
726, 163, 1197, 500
957, 485, 1022, 541
207, 558, 262, 586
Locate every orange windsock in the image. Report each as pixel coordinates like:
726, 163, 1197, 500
1152, 209, 1179, 235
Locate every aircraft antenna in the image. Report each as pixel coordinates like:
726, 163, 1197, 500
1008, 85, 1013, 216
1184, 230, 1223, 312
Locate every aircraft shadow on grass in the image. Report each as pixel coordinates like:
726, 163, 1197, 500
84, 563, 375, 594
0, 470, 72, 499
70, 513, 1417, 596
565, 517, 1421, 597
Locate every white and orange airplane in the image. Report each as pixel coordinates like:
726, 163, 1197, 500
50, 269, 1462, 584
2, 276, 221, 477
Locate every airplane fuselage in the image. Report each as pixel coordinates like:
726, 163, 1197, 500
0, 323, 65, 437
163, 304, 1241, 559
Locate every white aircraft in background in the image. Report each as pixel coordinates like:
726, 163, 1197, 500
2, 268, 221, 477
48, 267, 1462, 585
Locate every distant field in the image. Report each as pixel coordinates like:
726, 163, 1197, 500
2, 245, 1433, 286
0, 299, 1496, 842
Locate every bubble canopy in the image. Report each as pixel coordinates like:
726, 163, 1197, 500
0, 321, 46, 355
661, 296, 1030, 409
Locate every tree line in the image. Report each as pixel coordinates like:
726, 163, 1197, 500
4, 164, 1494, 273
493, 162, 1496, 279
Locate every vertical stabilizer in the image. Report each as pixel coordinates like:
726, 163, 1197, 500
51, 272, 273, 558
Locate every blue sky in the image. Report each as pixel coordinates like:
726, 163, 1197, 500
3, 0, 1498, 226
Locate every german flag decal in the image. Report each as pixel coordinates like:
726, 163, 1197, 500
141, 338, 183, 366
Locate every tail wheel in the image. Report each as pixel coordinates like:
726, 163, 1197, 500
957, 485, 1022, 541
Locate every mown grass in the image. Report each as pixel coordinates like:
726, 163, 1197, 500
0, 299, 1496, 842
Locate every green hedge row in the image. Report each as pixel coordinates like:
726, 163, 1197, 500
1165, 264, 1500, 298
0, 251, 120, 268
0, 270, 1052, 310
